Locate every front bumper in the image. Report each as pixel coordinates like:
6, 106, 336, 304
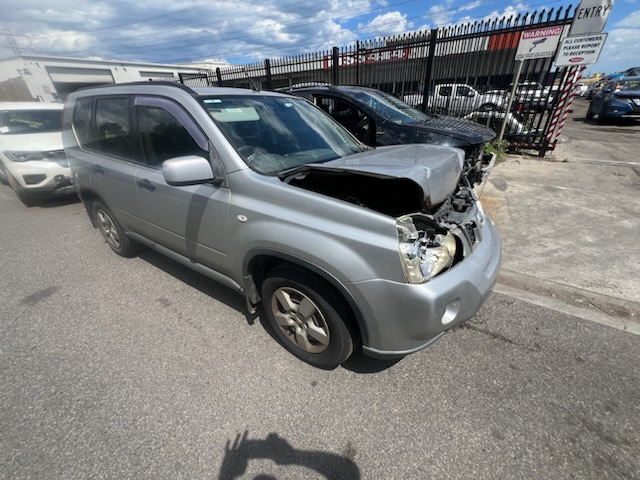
6, 160, 75, 197
353, 215, 501, 358
604, 101, 640, 119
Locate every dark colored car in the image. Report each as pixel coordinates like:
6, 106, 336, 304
587, 76, 640, 124
284, 85, 496, 184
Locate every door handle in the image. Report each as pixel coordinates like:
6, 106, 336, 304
93, 165, 104, 175
137, 178, 156, 192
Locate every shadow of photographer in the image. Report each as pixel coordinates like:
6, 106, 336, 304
219, 430, 360, 480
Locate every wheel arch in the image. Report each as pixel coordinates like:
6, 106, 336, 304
76, 187, 105, 228
243, 249, 369, 346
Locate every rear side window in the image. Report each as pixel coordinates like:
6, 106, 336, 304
95, 98, 132, 159
72, 98, 94, 147
439, 87, 452, 97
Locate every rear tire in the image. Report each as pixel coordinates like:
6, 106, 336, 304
91, 200, 140, 257
261, 265, 356, 369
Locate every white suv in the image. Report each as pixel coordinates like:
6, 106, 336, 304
0, 102, 75, 206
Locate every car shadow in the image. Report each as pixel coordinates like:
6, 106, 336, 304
137, 248, 404, 373
341, 348, 403, 373
36, 194, 82, 208
137, 248, 252, 321
579, 117, 640, 127
218, 430, 360, 480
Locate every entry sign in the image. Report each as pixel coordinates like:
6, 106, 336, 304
555, 33, 607, 66
570, 0, 614, 36
515, 26, 563, 60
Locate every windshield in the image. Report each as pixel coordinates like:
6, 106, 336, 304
0, 109, 62, 135
350, 90, 433, 125
618, 79, 640, 91
200, 95, 366, 174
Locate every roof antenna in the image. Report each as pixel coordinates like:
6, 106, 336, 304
242, 67, 261, 91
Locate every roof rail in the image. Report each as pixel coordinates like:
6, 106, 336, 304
75, 80, 197, 95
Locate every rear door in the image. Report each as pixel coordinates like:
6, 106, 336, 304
71, 96, 139, 230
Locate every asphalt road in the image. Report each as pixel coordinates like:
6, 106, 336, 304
1, 177, 639, 479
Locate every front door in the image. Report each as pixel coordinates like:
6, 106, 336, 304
132, 96, 232, 274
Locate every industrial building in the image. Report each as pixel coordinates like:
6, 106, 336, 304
0, 55, 226, 102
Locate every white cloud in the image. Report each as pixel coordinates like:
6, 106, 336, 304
458, 1, 482, 13
429, 5, 454, 28
593, 27, 640, 73
615, 9, 640, 27
358, 11, 409, 36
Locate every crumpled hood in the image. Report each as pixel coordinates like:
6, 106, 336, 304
300, 144, 464, 206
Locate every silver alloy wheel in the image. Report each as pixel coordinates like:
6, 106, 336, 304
96, 209, 121, 250
270, 286, 331, 353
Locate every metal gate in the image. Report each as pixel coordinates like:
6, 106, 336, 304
180, 5, 577, 155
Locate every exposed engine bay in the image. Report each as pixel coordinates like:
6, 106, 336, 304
283, 147, 489, 282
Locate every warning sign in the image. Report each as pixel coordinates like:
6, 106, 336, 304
515, 26, 563, 61
555, 33, 607, 66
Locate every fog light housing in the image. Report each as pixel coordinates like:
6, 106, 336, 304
23, 174, 46, 185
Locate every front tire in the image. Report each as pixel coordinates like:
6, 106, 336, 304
7, 173, 37, 207
92, 200, 140, 257
261, 265, 356, 369
597, 104, 608, 125
586, 104, 594, 119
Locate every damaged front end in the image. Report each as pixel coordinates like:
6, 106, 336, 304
283, 143, 490, 284
396, 183, 485, 284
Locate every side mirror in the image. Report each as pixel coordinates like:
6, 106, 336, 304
468, 91, 476, 97
163, 155, 214, 186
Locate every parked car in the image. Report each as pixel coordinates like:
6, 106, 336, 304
585, 81, 605, 100
587, 76, 640, 124
575, 82, 589, 97
0, 102, 74, 206
619, 67, 640, 77
463, 110, 540, 135
284, 85, 495, 184
403, 84, 507, 116
63, 82, 501, 369
506, 81, 558, 112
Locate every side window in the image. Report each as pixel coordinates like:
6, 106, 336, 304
456, 86, 472, 97
315, 97, 334, 115
95, 98, 132, 159
72, 97, 95, 148
137, 106, 207, 166
438, 86, 452, 97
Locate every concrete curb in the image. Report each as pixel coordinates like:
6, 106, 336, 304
496, 269, 640, 334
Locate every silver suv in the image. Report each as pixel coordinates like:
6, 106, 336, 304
63, 82, 501, 369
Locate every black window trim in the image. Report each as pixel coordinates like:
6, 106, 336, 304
133, 95, 209, 152
73, 94, 140, 165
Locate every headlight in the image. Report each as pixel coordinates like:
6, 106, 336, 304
397, 215, 457, 284
4, 151, 47, 162
611, 97, 634, 106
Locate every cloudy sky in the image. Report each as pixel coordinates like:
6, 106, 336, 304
0, 0, 638, 75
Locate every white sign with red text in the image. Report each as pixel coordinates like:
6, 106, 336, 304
515, 26, 563, 60
555, 33, 607, 66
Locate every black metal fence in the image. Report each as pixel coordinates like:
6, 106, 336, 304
180, 5, 576, 154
